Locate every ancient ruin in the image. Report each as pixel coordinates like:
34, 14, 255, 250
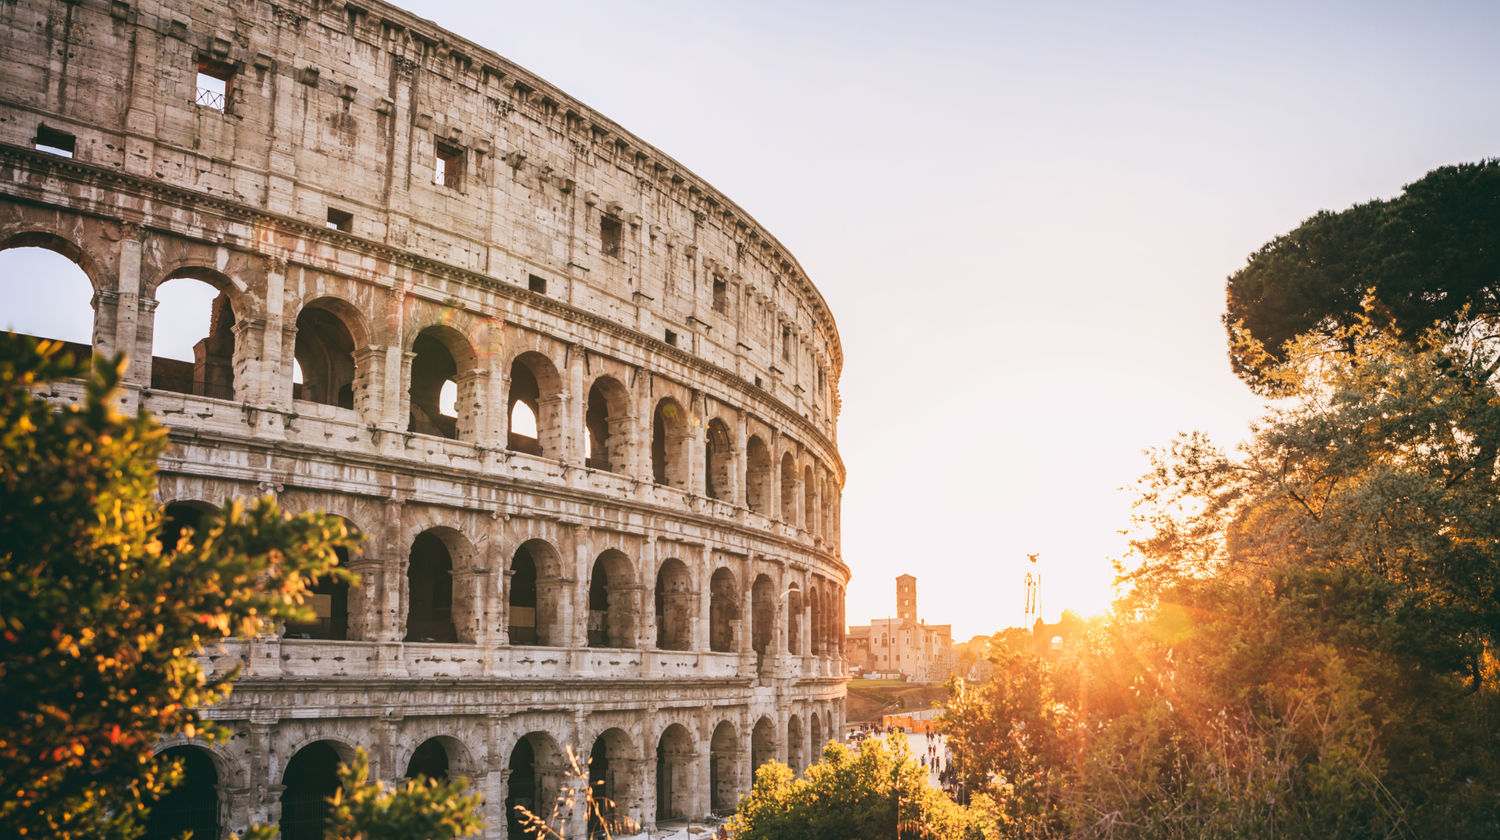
0, 0, 847, 835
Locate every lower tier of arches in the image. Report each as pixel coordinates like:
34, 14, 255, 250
168, 687, 845, 839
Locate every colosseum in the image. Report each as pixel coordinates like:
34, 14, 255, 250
0, 0, 848, 836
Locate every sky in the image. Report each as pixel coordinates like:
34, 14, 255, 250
7, 0, 1500, 640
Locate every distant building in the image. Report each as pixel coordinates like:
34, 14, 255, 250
846, 575, 954, 681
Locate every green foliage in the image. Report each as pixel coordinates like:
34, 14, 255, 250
324, 749, 484, 840
1225, 158, 1500, 391
0, 333, 357, 839
727, 734, 984, 840
943, 322, 1500, 838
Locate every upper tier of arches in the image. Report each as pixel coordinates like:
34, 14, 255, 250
0, 0, 842, 439
0, 221, 844, 550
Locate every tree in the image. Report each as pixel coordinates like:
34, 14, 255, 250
0, 333, 361, 839
727, 734, 983, 840
1224, 159, 1500, 391
943, 322, 1500, 838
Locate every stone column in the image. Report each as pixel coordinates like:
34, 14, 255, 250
455, 368, 488, 444
638, 537, 658, 650
345, 555, 382, 642
732, 412, 748, 507
566, 346, 586, 465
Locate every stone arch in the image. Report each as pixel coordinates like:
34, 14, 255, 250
506, 731, 567, 840
0, 229, 107, 292
405, 529, 462, 643
150, 268, 242, 400
744, 435, 772, 514
751, 574, 775, 658
284, 540, 352, 642
709, 720, 740, 815
810, 713, 823, 762
507, 350, 564, 457
654, 557, 692, 651
585, 374, 632, 472
655, 723, 695, 823
587, 549, 638, 648
587, 727, 638, 837
751, 716, 776, 775
143, 744, 222, 840
403, 735, 473, 781
405, 322, 474, 444
292, 296, 365, 410
703, 416, 733, 501
779, 451, 797, 525
0, 236, 97, 356
509, 539, 565, 646
787, 714, 805, 774
160, 500, 219, 553
651, 397, 691, 490
708, 567, 739, 653
786, 583, 802, 655
279, 739, 356, 840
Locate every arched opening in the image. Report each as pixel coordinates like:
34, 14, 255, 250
507, 360, 541, 455
292, 303, 357, 408
507, 733, 564, 840
0, 243, 94, 361
509, 540, 562, 646
408, 328, 461, 439
588, 728, 636, 837
508, 352, 562, 457
703, 418, 732, 501
585, 376, 631, 472
787, 715, 804, 774
144, 746, 219, 840
751, 575, 774, 658
280, 741, 346, 840
152, 275, 235, 400
745, 436, 771, 514
709, 567, 738, 653
654, 558, 691, 651
405, 738, 451, 782
786, 585, 802, 655
161, 501, 217, 553
651, 397, 690, 489
810, 714, 823, 762
655, 724, 693, 824
588, 550, 637, 648
803, 464, 816, 532
709, 721, 739, 816
751, 717, 775, 776
285, 544, 351, 641
779, 453, 797, 525
405, 532, 455, 643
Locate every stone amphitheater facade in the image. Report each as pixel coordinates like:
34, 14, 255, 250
0, 0, 848, 836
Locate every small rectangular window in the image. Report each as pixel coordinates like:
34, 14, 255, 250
195, 58, 233, 112
782, 325, 792, 362
712, 278, 728, 314
326, 208, 352, 231
33, 125, 75, 158
664, 329, 677, 347
600, 216, 622, 258
528, 274, 547, 294
434, 142, 464, 189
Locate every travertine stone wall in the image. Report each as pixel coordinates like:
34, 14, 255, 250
0, 0, 848, 835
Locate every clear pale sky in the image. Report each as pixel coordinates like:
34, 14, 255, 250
7, 0, 1500, 640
